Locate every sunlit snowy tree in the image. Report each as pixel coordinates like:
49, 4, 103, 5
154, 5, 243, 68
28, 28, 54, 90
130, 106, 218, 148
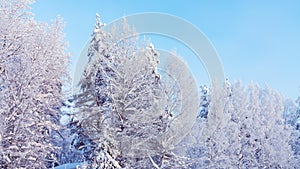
0, 0, 70, 168
187, 82, 296, 168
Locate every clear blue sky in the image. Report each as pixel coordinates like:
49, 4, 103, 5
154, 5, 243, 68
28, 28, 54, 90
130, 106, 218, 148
31, 0, 300, 99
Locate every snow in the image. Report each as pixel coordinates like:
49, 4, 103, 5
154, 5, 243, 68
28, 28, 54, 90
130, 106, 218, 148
54, 163, 84, 169
60, 114, 71, 126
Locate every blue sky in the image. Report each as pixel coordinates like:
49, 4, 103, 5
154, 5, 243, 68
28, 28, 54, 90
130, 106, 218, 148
31, 0, 300, 99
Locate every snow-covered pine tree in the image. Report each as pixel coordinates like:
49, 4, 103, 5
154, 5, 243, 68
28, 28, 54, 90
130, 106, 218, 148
74, 15, 164, 168
72, 14, 108, 164
0, 0, 70, 168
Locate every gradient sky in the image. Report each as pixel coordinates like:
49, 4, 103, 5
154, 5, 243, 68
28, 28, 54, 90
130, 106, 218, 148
31, 0, 300, 99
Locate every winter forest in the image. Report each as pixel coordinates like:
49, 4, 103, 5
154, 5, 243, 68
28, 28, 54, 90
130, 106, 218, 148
1, 0, 300, 169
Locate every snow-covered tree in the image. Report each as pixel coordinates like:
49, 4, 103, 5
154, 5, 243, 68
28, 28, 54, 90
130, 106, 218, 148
0, 0, 70, 168
284, 99, 298, 127
187, 82, 296, 168
284, 91, 300, 165
74, 15, 200, 168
